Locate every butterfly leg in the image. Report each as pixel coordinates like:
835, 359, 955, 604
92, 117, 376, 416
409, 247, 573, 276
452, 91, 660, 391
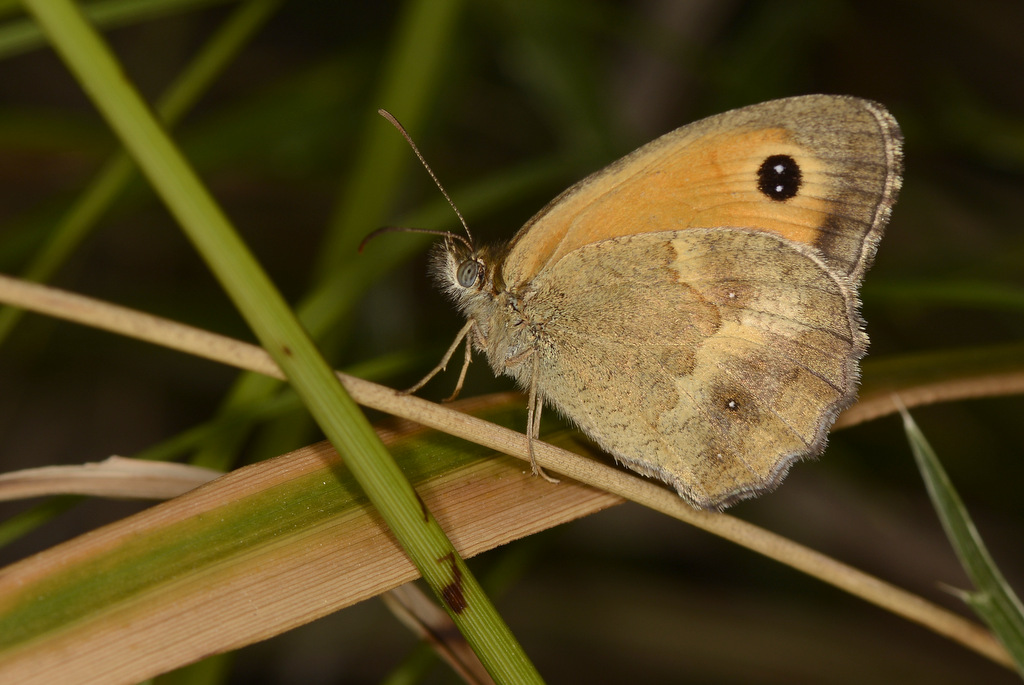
403, 319, 475, 395
526, 351, 559, 484
443, 322, 477, 402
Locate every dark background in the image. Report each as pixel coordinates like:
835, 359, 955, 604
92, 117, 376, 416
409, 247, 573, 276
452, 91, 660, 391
0, 1, 1022, 682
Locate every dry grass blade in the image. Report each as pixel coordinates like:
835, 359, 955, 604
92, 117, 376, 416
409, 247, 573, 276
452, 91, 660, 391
0, 457, 222, 501
0, 273, 1016, 671
0, 427, 619, 684
836, 344, 1024, 429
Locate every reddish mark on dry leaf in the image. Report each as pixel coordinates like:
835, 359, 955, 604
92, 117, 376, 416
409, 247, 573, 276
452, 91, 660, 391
438, 552, 467, 614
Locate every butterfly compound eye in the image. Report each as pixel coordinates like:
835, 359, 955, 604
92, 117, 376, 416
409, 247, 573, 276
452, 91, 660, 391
456, 259, 480, 287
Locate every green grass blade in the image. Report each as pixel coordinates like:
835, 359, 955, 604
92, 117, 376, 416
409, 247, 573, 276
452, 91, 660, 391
0, 497, 80, 548
0, 0, 281, 349
0, 0, 236, 60
21, 1, 541, 681
900, 405, 1024, 674
867, 279, 1024, 312
190, 0, 468, 470
315, 0, 466, 277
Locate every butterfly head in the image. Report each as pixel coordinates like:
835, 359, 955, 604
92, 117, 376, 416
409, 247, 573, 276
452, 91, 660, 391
430, 234, 506, 319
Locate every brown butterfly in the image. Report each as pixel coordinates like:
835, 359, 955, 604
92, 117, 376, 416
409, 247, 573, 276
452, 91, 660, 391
383, 95, 902, 510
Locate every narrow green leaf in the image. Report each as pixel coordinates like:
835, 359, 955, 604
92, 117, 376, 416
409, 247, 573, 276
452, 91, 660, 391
0, 0, 282, 348
0, 0, 237, 60
900, 405, 1024, 674
21, 1, 541, 680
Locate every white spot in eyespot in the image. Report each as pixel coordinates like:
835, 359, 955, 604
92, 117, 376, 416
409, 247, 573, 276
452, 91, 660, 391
774, 163, 785, 174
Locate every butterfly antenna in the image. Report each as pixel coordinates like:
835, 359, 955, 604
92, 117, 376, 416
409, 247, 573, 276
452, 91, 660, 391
358, 225, 472, 253
378, 108, 474, 247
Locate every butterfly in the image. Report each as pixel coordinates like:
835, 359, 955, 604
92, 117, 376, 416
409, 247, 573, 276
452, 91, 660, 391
383, 95, 902, 510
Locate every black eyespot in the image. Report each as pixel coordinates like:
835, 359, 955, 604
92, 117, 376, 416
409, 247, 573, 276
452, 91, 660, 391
456, 260, 480, 287
757, 154, 801, 201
